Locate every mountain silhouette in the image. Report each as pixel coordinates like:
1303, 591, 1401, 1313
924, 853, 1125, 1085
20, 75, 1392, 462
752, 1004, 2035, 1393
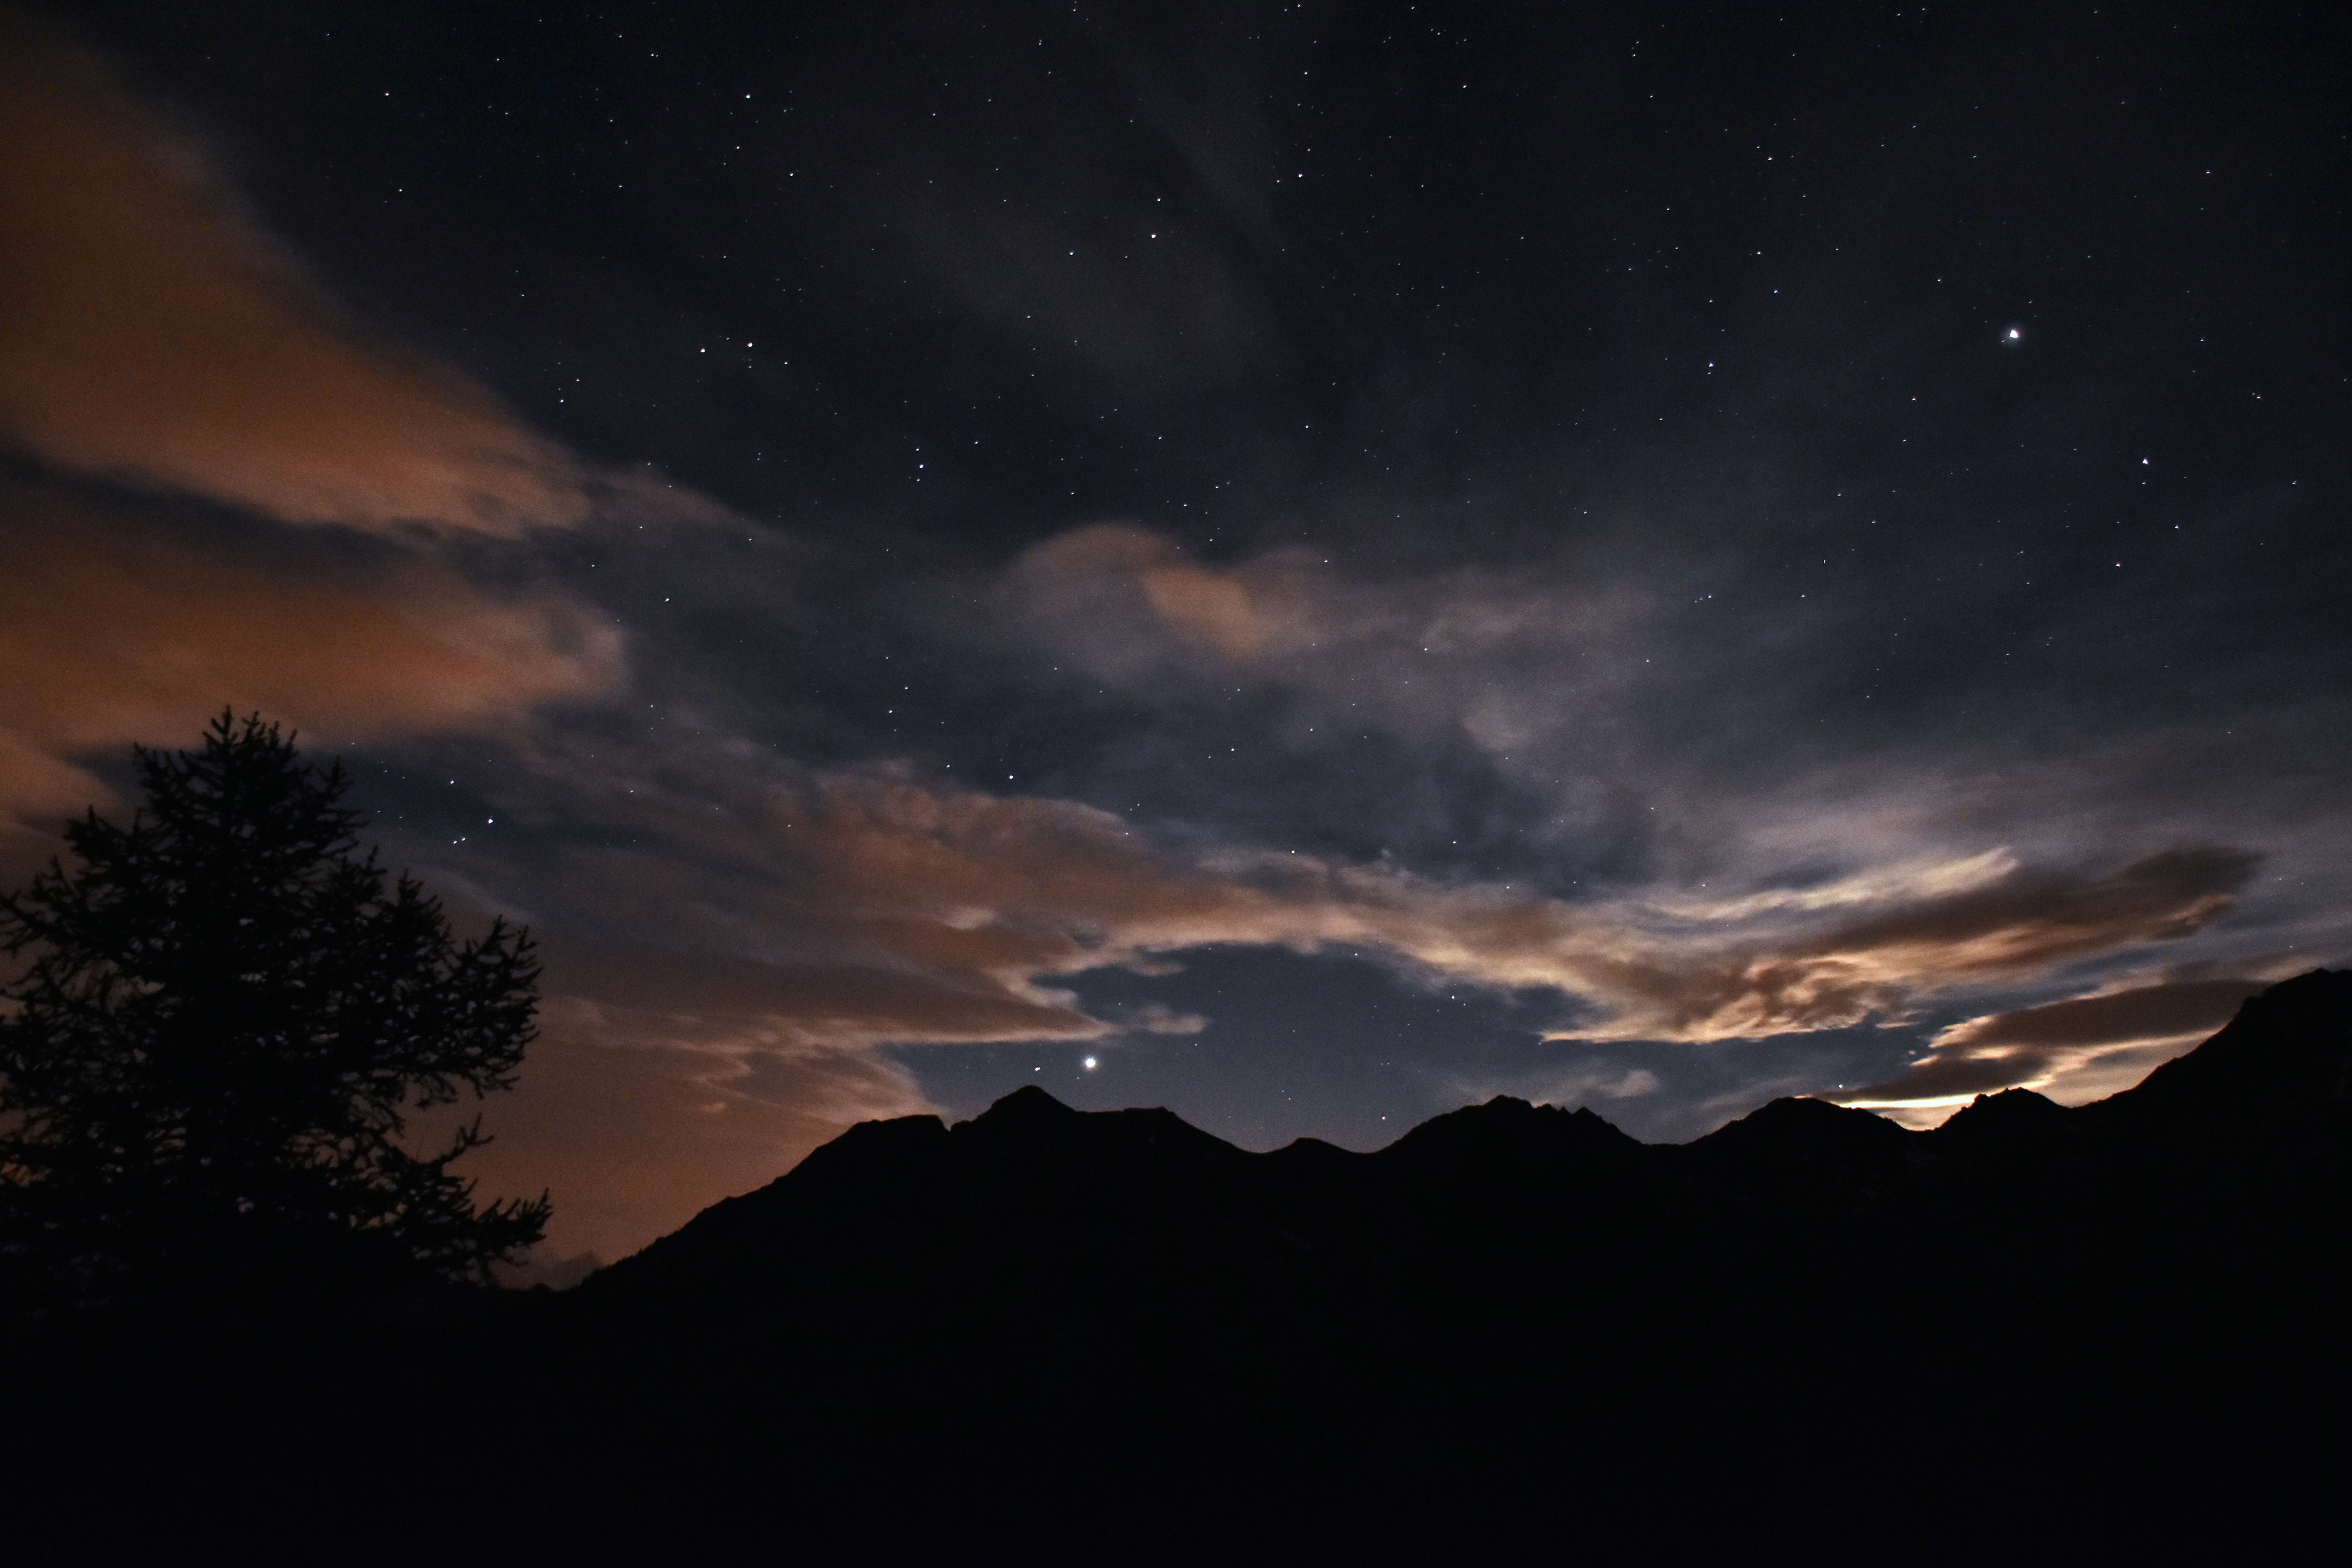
6, 971, 2348, 1565
587, 970, 2352, 1326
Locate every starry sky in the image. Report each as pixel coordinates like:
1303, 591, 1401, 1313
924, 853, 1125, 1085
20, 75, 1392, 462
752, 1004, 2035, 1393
3, 1, 2345, 1269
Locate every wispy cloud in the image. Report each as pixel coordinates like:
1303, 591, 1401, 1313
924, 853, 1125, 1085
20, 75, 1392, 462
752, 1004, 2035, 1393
1832, 969, 2284, 1118
0, 21, 584, 536
450, 727, 2265, 1232
513, 739, 2264, 1059
1446, 1061, 1662, 1112
999, 522, 1639, 701
1581, 845, 2258, 1042
0, 492, 622, 846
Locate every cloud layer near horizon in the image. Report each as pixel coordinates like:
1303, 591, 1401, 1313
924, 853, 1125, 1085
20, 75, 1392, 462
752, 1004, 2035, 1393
1833, 970, 2291, 1121
501, 732, 2265, 1075
434, 723, 2268, 1254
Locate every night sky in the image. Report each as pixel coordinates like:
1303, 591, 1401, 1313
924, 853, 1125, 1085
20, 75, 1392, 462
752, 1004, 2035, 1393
3, 1, 2345, 1270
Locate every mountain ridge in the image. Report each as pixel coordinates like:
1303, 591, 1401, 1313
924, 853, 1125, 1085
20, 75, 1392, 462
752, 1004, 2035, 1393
591, 968, 2352, 1311
520, 970, 2351, 1561
9, 972, 2346, 1566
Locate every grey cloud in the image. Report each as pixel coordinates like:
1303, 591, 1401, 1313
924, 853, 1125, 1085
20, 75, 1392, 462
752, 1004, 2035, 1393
1797, 846, 2259, 975
1448, 1061, 1663, 1112
1941, 976, 2264, 1051
888, 194, 1268, 388
994, 523, 1650, 792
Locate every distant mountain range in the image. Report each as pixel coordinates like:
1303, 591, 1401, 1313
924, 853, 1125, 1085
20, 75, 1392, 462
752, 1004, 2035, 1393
591, 965, 2352, 1323
9, 970, 2349, 1565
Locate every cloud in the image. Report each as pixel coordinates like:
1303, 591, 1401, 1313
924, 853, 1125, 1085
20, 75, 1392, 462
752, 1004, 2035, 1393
1833, 972, 2273, 1116
1128, 1001, 1210, 1035
507, 736, 2262, 1064
1447, 1062, 1662, 1112
992, 521, 1665, 854
0, 492, 623, 837
988, 529, 2344, 991
1000, 523, 1637, 691
433, 732, 2271, 1256
1929, 974, 2267, 1052
0, 21, 584, 535
1581, 846, 2260, 1043
1646, 850, 2021, 922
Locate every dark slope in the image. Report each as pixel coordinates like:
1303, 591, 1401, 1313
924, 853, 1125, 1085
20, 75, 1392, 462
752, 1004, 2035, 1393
7, 973, 2349, 1565
2113, 965, 2352, 1123
526, 970, 2352, 1561
601, 1087, 1262, 1311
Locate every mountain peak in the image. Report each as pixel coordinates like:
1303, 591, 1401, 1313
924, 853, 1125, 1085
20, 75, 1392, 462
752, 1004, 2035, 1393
1935, 1087, 2074, 1156
1703, 1093, 1911, 1145
970, 1083, 1081, 1127
1374, 1092, 1644, 1183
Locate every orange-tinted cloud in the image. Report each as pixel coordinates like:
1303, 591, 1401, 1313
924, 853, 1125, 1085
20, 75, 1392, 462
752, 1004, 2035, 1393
999, 522, 1632, 682
0, 493, 622, 841
1928, 974, 2268, 1052
439, 739, 2273, 1258
0, 20, 583, 534
516, 747, 2263, 1062
1586, 846, 2259, 1043
1834, 972, 2275, 1122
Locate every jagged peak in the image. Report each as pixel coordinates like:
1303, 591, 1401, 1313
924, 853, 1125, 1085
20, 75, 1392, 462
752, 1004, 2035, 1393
1268, 1135, 1359, 1164
834, 1111, 951, 1146
1375, 1092, 1642, 1168
952, 1091, 1246, 1165
968, 1083, 1080, 1126
1939, 1087, 2067, 1129
1692, 1094, 1912, 1152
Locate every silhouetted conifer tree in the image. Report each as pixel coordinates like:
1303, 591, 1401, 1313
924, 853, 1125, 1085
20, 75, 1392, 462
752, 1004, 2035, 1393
0, 713, 548, 1306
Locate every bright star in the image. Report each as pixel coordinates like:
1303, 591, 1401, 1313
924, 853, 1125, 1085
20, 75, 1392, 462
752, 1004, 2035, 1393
2003, 326, 2024, 343
1083, 1056, 1098, 1070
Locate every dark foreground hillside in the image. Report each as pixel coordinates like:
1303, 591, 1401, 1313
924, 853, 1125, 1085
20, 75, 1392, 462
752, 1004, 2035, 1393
9, 971, 2351, 1565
